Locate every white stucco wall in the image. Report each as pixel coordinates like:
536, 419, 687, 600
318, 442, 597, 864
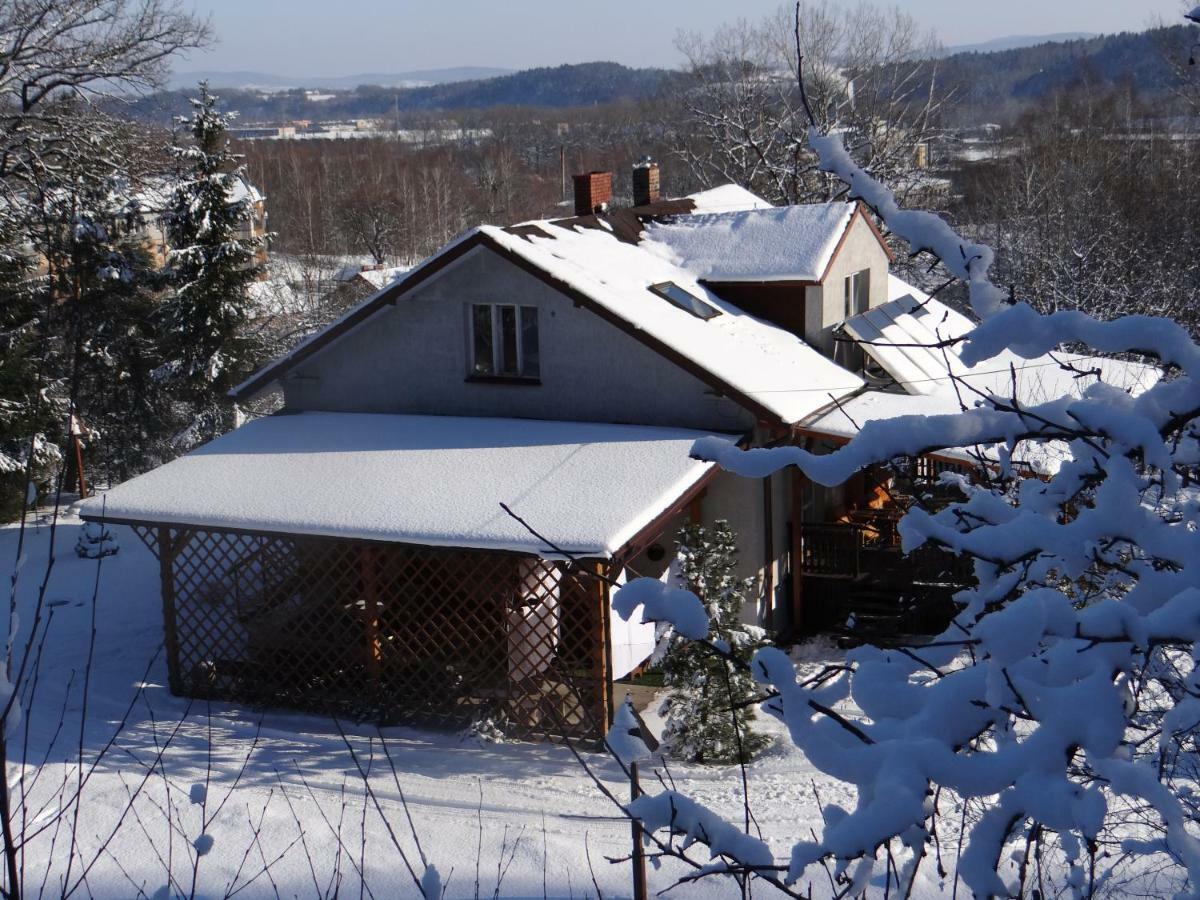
803, 215, 891, 355
698, 470, 770, 626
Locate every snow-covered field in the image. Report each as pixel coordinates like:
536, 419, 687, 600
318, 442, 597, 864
4, 508, 903, 899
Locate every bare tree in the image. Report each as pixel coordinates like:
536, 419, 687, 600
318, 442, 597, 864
958, 84, 1200, 331
673, 1, 944, 206
333, 182, 406, 267
0, 0, 210, 185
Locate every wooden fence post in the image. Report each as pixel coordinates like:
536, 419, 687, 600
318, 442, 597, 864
631, 760, 648, 900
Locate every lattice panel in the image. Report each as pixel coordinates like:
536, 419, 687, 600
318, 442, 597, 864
157, 528, 608, 742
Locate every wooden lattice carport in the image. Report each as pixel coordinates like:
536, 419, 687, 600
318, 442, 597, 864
80, 412, 734, 744
130, 525, 613, 742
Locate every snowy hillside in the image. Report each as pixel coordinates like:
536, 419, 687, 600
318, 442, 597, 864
4, 509, 940, 898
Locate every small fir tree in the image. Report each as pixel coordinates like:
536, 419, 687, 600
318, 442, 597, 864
660, 520, 769, 764
161, 82, 265, 447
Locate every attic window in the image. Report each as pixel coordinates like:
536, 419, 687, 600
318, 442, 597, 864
470, 304, 540, 380
649, 282, 722, 320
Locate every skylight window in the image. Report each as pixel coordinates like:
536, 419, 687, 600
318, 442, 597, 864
649, 282, 722, 320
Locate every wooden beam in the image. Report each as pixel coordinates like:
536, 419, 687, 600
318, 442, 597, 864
157, 526, 183, 695
791, 473, 805, 636
762, 475, 774, 632
595, 560, 613, 732
360, 546, 383, 683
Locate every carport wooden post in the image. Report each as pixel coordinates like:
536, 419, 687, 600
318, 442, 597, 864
595, 560, 614, 729
360, 546, 383, 683
791, 473, 806, 635
157, 526, 184, 695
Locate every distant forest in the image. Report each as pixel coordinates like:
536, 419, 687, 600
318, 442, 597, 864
120, 25, 1200, 127
930, 25, 1196, 123
122, 62, 686, 124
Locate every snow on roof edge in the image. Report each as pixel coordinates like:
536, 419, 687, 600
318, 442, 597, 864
684, 184, 773, 214
79, 413, 732, 559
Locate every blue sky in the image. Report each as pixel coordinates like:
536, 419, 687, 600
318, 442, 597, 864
182, 0, 1189, 76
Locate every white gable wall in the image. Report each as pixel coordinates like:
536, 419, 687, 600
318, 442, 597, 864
280, 245, 758, 433
803, 215, 890, 356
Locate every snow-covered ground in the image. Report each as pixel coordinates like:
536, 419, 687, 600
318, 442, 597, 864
4, 508, 951, 899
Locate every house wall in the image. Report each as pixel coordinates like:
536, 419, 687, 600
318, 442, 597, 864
766, 469, 791, 629
280, 245, 758, 433
614, 468, 778, 631
803, 214, 891, 356
698, 469, 771, 626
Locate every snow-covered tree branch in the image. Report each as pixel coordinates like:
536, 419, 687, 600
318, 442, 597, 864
612, 12, 1200, 897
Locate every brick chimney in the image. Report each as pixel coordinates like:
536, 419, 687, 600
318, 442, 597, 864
572, 171, 612, 216
632, 157, 660, 206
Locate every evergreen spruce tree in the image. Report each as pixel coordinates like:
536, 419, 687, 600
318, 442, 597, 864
60, 177, 175, 481
659, 520, 770, 764
161, 82, 264, 447
0, 234, 60, 518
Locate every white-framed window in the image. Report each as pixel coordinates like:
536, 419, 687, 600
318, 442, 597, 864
843, 269, 870, 320
470, 303, 540, 379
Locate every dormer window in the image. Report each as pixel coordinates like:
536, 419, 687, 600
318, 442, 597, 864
844, 269, 870, 319
649, 282, 722, 320
470, 304, 540, 380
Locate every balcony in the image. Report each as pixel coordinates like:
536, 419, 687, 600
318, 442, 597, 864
798, 514, 973, 642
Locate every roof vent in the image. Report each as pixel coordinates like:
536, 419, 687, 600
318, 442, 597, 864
632, 157, 660, 207
572, 171, 612, 216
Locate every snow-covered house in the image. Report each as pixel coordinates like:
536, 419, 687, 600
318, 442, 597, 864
128, 175, 269, 271
77, 164, 1155, 741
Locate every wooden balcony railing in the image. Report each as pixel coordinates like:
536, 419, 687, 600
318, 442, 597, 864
800, 520, 974, 586
799, 523, 862, 578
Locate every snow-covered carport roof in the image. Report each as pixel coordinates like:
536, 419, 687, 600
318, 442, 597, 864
78, 413, 735, 558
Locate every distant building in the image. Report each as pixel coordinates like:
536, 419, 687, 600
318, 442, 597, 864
229, 125, 296, 141
127, 175, 269, 273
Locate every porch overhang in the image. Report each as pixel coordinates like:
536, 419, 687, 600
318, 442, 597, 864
78, 412, 738, 559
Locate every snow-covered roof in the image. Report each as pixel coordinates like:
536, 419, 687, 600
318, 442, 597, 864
845, 276, 1160, 403
640, 202, 855, 283
841, 280, 973, 395
354, 265, 411, 290
78, 413, 731, 557
806, 275, 1162, 471
683, 184, 773, 214
485, 222, 863, 422
234, 220, 866, 421
126, 174, 263, 214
